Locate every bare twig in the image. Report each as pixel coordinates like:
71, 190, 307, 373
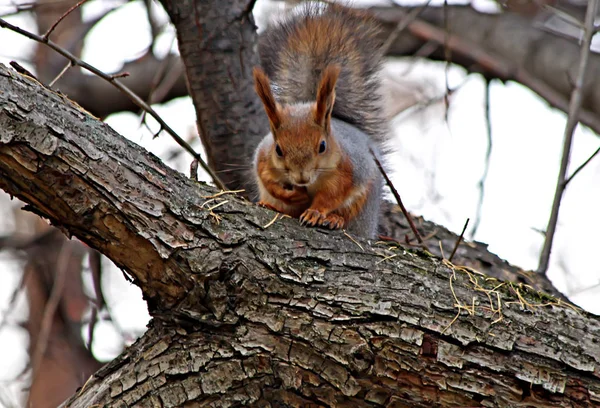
190, 159, 199, 181
470, 80, 493, 238
139, 34, 177, 126
393, 11, 600, 136
370, 148, 427, 250
442, 0, 451, 124
42, 0, 89, 40
564, 145, 600, 185
381, 0, 432, 53
0, 17, 225, 190
449, 218, 469, 262
86, 249, 105, 350
537, 0, 598, 275
9, 60, 36, 79
27, 241, 72, 406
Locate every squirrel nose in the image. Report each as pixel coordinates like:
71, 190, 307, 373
293, 174, 309, 185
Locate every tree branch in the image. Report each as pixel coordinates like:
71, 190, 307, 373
372, 5, 600, 136
2, 60, 600, 408
537, 0, 598, 275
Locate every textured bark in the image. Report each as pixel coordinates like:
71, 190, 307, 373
1, 64, 600, 407
158, 0, 269, 192
18, 2, 104, 405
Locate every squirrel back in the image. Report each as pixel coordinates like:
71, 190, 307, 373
258, 3, 387, 145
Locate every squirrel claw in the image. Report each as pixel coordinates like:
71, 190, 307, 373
323, 213, 345, 229
300, 209, 345, 230
300, 209, 324, 227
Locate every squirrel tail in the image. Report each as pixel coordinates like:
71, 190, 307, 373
258, 2, 387, 145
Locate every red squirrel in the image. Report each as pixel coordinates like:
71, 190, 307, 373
252, 4, 388, 238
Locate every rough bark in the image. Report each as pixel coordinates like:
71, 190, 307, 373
158, 0, 268, 192
1, 64, 599, 407
14, 2, 105, 405
154, 0, 563, 298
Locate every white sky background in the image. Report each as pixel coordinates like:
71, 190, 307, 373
0, 0, 599, 405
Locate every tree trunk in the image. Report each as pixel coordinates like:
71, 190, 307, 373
1, 63, 599, 407
158, 0, 268, 192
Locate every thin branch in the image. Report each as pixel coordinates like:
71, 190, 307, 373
537, 0, 598, 275
0, 17, 225, 190
27, 241, 72, 407
381, 0, 432, 54
86, 249, 104, 350
470, 79, 493, 238
370, 148, 427, 250
42, 0, 89, 40
139, 34, 177, 126
564, 145, 600, 185
390, 11, 600, 136
449, 218, 469, 262
9, 60, 36, 79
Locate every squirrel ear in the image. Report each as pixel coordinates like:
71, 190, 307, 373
314, 65, 341, 131
253, 67, 282, 131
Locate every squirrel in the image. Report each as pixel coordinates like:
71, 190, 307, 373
251, 3, 388, 238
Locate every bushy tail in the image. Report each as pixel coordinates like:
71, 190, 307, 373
258, 3, 387, 144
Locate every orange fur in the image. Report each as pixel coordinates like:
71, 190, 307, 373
254, 35, 376, 229
314, 65, 340, 130
253, 4, 386, 235
253, 67, 281, 130
253, 65, 373, 230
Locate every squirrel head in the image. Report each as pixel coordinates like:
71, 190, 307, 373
253, 65, 342, 187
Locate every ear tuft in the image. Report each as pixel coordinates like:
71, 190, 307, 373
314, 64, 341, 130
253, 67, 282, 130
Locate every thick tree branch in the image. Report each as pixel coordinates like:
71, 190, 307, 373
372, 5, 600, 135
1, 63, 600, 407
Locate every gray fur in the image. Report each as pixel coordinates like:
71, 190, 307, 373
330, 119, 383, 238
253, 4, 390, 238
259, 3, 388, 145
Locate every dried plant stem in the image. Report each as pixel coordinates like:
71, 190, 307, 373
537, 0, 598, 275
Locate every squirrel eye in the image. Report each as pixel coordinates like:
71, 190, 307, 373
275, 144, 283, 157
319, 140, 326, 154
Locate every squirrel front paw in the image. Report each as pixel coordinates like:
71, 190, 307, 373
300, 209, 345, 229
